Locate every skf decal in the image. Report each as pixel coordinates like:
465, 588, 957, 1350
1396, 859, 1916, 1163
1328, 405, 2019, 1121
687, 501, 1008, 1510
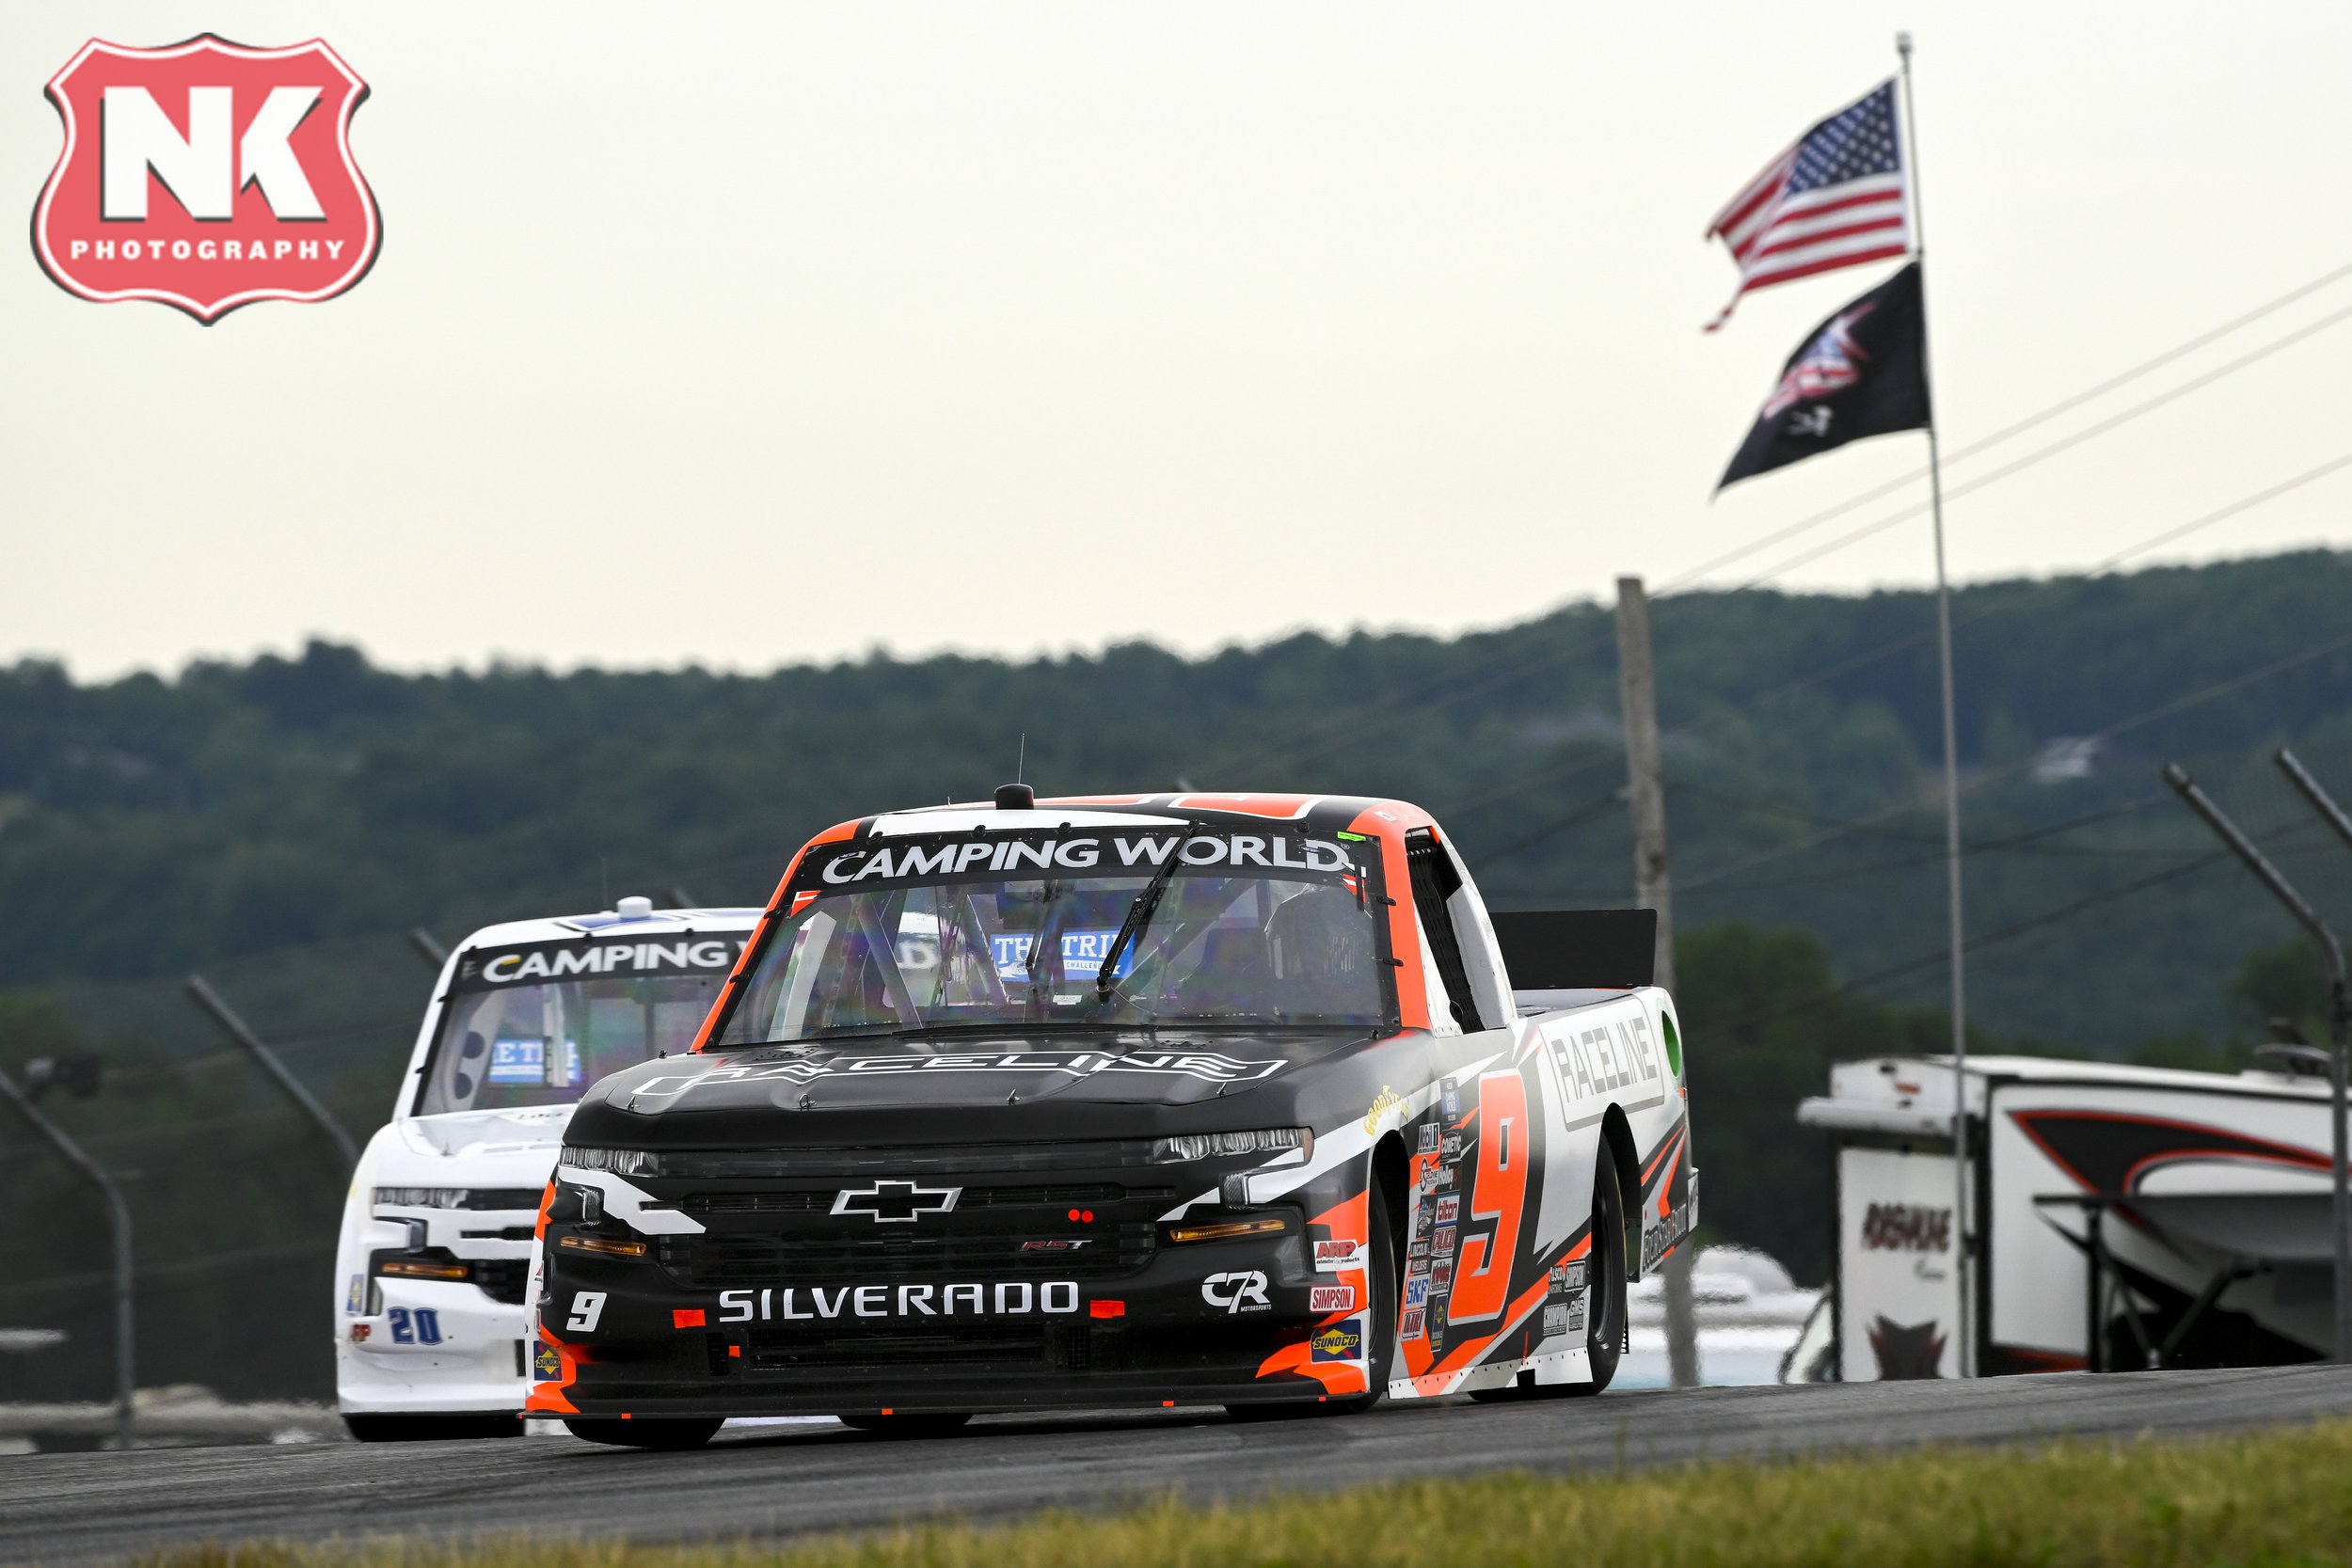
1310, 1319, 1365, 1362
1201, 1271, 1272, 1314
33, 36, 380, 322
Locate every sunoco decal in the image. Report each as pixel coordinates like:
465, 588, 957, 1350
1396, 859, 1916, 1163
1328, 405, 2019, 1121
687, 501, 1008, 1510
33, 35, 380, 322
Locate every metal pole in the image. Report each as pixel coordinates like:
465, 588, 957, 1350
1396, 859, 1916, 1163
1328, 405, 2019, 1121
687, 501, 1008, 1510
1898, 30, 1972, 1377
0, 1068, 134, 1449
185, 974, 360, 1169
2270, 749, 2352, 1361
408, 927, 448, 967
1615, 575, 1700, 1387
2164, 761, 2351, 1361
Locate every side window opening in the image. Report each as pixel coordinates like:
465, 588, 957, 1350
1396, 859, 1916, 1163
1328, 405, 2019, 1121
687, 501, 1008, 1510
1406, 829, 1486, 1033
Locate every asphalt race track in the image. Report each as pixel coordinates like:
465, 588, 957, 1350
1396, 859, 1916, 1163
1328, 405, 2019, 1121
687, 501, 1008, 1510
8, 1366, 2352, 1564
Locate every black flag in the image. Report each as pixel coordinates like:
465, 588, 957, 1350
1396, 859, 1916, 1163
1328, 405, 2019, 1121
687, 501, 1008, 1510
1719, 261, 1930, 489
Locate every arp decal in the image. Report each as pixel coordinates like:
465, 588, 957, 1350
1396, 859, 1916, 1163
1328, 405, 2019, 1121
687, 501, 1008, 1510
33, 36, 380, 322
1312, 1239, 1366, 1272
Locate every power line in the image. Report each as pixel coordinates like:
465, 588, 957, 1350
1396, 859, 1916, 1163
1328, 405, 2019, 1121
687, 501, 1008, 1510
1423, 448, 2352, 835
1729, 303, 2352, 587
1678, 620, 2352, 891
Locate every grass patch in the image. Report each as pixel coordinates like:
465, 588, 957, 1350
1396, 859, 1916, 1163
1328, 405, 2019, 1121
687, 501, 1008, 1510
137, 1418, 2352, 1568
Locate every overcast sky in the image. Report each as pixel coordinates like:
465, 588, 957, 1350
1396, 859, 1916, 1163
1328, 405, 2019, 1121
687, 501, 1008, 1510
6, 2, 2349, 679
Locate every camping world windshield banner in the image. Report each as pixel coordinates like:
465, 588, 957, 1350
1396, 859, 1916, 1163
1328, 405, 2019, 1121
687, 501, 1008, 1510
32, 35, 380, 322
799, 831, 1357, 890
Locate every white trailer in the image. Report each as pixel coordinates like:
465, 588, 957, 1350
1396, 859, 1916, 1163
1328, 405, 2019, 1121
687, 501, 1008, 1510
1792, 1054, 2337, 1380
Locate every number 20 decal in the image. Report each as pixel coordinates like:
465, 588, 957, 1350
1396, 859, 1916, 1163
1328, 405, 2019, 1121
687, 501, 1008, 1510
387, 1307, 441, 1345
1448, 1069, 1529, 1324
566, 1291, 608, 1333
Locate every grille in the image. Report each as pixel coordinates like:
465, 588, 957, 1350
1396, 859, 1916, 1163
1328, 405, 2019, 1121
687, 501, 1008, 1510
658, 1225, 1155, 1286
680, 1183, 1148, 1216
463, 1189, 547, 1210
742, 1322, 1089, 1373
473, 1258, 530, 1305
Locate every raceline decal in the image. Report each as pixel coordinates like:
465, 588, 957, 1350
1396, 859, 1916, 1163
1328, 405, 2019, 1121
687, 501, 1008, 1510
717, 1282, 1080, 1321
805, 832, 1355, 888
1541, 1013, 1667, 1107
630, 1050, 1287, 1105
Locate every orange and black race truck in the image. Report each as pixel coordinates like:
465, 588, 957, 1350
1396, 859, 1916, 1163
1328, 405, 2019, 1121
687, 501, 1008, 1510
527, 789, 1696, 1447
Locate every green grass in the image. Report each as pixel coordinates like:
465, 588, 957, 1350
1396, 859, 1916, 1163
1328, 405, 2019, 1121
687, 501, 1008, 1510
137, 1419, 2352, 1568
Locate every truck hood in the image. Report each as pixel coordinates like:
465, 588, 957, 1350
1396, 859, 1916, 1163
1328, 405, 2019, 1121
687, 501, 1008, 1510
566, 1029, 1376, 1148
399, 1103, 577, 1160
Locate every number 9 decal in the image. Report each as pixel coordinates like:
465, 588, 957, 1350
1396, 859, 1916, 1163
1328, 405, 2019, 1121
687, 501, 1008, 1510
565, 1291, 608, 1333
1448, 1069, 1528, 1325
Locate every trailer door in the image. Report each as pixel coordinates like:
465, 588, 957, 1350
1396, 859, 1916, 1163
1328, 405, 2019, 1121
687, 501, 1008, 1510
1836, 1143, 1963, 1379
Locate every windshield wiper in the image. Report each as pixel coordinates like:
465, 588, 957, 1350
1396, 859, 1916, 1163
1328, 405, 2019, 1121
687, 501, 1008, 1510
1094, 823, 1203, 1006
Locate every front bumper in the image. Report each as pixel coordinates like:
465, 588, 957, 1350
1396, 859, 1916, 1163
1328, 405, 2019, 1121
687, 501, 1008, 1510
531, 1149, 1372, 1418
337, 1277, 532, 1416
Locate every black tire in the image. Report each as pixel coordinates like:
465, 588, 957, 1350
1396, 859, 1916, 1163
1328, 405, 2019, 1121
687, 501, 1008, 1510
1565, 1142, 1630, 1397
342, 1413, 522, 1443
1227, 1164, 1399, 1422
562, 1416, 723, 1449
835, 1412, 973, 1437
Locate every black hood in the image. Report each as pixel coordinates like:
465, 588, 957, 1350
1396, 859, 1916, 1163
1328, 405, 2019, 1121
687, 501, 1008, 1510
566, 1028, 1381, 1149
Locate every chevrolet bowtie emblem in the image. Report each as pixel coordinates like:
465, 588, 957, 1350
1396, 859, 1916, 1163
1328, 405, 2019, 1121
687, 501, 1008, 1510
832, 1180, 961, 1223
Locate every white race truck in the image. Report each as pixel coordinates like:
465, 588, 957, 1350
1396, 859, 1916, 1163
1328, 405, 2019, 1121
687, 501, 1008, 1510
1791, 1053, 2339, 1381
333, 898, 759, 1439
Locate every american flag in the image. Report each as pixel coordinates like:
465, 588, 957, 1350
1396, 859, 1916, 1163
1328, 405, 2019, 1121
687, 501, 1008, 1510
1703, 81, 1910, 331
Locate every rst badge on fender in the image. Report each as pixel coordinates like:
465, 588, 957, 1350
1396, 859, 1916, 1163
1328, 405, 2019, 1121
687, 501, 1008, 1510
33, 35, 380, 322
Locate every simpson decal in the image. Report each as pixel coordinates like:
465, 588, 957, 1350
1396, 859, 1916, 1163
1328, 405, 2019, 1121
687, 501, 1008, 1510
1310, 1284, 1358, 1313
33, 36, 380, 321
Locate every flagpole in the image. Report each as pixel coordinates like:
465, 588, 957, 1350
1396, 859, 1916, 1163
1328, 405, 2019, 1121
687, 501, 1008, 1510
1898, 30, 1972, 1379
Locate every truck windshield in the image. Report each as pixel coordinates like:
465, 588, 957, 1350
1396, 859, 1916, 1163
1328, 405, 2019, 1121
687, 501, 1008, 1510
710, 826, 1391, 1046
416, 935, 745, 1115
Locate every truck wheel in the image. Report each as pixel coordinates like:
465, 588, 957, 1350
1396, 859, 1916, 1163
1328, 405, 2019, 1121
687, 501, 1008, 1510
1564, 1145, 1629, 1397
342, 1413, 522, 1442
835, 1412, 973, 1436
562, 1417, 723, 1449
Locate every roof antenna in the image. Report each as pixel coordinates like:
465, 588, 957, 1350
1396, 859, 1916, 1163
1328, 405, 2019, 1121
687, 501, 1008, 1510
995, 732, 1037, 812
